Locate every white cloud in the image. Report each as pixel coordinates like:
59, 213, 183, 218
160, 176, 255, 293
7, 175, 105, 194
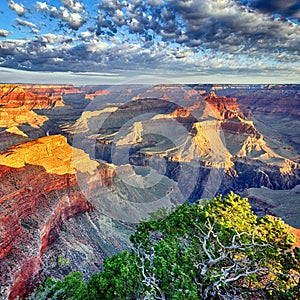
60, 9, 85, 30
60, 0, 84, 12
84, 40, 108, 52
8, 0, 26, 16
80, 31, 92, 39
35, 1, 50, 12
16, 18, 38, 29
36, 1, 85, 30
40, 33, 72, 44
0, 0, 299, 83
0, 30, 10, 37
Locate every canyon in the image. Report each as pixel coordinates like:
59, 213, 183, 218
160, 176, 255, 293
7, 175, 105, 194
0, 83, 299, 299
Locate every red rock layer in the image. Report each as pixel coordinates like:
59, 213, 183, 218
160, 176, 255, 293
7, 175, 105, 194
21, 84, 84, 104
85, 89, 110, 100
0, 84, 63, 109
20, 84, 79, 94
204, 91, 244, 120
221, 117, 257, 136
0, 135, 115, 299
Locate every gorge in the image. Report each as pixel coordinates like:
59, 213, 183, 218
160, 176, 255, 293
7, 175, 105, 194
0, 83, 299, 299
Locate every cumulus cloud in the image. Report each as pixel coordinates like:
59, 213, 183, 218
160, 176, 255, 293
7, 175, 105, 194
92, 0, 300, 61
60, 8, 85, 30
35, 1, 49, 11
0, 30, 10, 37
80, 31, 92, 39
0, 0, 299, 82
38, 33, 73, 44
8, 0, 26, 16
164, 0, 300, 60
36, 1, 59, 17
16, 18, 38, 29
60, 0, 84, 12
35, 1, 86, 30
0, 39, 25, 58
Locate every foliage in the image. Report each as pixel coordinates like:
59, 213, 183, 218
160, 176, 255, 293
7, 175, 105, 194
57, 255, 70, 267
33, 272, 88, 300
34, 192, 300, 299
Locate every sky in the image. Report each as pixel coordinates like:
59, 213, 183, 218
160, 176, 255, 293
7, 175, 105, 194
0, 0, 299, 84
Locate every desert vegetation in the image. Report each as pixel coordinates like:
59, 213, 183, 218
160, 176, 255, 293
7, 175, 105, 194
33, 192, 300, 299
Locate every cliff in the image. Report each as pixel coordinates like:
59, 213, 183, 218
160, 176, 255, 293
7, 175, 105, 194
0, 84, 64, 109
0, 134, 99, 175
0, 84, 64, 129
80, 85, 300, 200
0, 84, 299, 299
0, 135, 116, 299
204, 91, 245, 120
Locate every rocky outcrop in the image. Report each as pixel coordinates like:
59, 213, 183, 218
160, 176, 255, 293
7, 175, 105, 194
217, 84, 300, 159
0, 135, 116, 299
204, 91, 244, 120
0, 84, 63, 130
79, 86, 300, 203
0, 107, 48, 128
0, 84, 64, 109
0, 134, 100, 175
84, 89, 110, 100
20, 84, 80, 95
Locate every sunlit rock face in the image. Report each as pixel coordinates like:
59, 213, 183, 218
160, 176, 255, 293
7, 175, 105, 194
0, 84, 299, 299
0, 135, 116, 299
0, 84, 92, 151
0, 84, 64, 109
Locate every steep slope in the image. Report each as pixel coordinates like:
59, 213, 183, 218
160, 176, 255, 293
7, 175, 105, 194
0, 135, 115, 299
72, 85, 300, 203
0, 84, 299, 299
0, 134, 181, 299
0, 84, 63, 109
216, 84, 300, 160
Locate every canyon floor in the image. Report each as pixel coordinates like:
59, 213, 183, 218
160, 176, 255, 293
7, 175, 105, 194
0, 83, 299, 299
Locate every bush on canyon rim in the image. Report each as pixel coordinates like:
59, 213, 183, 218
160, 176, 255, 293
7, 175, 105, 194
34, 192, 300, 300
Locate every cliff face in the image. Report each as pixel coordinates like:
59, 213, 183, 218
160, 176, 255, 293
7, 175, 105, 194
0, 84, 64, 109
77, 85, 300, 200
0, 84, 58, 129
204, 91, 244, 120
0, 135, 116, 299
217, 85, 300, 159
0, 84, 299, 299
20, 84, 81, 95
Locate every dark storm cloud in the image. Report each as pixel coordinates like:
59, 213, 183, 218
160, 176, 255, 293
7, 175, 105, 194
247, 0, 300, 20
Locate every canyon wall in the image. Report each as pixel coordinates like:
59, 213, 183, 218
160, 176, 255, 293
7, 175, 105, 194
0, 83, 299, 299
0, 135, 116, 299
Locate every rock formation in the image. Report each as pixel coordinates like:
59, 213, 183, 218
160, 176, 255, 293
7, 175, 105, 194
0, 84, 62, 130
0, 84, 64, 109
0, 83, 299, 299
0, 135, 116, 299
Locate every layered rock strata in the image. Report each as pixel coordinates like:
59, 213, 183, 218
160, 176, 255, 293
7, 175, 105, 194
0, 135, 115, 299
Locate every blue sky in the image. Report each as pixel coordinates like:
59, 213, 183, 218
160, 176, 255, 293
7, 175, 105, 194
0, 0, 299, 84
